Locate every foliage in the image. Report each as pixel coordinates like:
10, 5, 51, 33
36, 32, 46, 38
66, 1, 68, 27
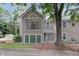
7, 3, 27, 35
0, 35, 4, 38
38, 3, 79, 46
7, 21, 15, 34
0, 6, 10, 36
14, 35, 22, 42
38, 3, 65, 46
64, 3, 79, 22
0, 7, 5, 13
0, 20, 9, 36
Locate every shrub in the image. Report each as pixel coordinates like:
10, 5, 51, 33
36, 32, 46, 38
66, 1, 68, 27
0, 35, 4, 38
14, 35, 22, 42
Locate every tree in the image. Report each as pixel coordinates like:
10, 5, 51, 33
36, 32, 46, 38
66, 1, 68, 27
0, 4, 27, 35
7, 3, 27, 35
39, 3, 79, 47
53, 4, 64, 46
39, 3, 64, 47
0, 7, 5, 13
0, 7, 9, 36
0, 20, 9, 36
64, 4, 79, 22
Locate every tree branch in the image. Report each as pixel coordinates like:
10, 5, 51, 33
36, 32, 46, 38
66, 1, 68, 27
58, 3, 64, 15
53, 3, 59, 20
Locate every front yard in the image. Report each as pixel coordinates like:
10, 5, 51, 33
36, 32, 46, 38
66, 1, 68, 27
0, 44, 32, 48
0, 42, 79, 52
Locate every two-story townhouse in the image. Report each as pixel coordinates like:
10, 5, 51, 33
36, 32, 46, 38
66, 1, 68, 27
16, 8, 79, 44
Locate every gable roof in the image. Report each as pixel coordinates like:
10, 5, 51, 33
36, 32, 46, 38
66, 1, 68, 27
20, 8, 44, 18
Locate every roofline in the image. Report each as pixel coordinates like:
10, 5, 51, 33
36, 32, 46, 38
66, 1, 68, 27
19, 8, 44, 18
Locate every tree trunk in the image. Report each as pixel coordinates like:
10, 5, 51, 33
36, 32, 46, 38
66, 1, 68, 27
53, 3, 64, 47
55, 17, 62, 47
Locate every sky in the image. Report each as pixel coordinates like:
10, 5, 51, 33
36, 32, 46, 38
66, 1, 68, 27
0, 3, 70, 20
0, 3, 31, 11
0, 4, 13, 10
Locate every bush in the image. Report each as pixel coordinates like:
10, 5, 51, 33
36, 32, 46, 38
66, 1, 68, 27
5, 34, 14, 38
14, 35, 22, 42
0, 35, 4, 38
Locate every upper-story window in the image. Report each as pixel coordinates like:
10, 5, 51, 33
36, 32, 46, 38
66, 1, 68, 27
72, 22, 75, 27
47, 22, 49, 29
63, 21, 66, 28
27, 19, 41, 30
31, 20, 41, 29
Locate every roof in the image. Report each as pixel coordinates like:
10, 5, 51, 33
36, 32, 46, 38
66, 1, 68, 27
19, 8, 44, 18
18, 8, 78, 22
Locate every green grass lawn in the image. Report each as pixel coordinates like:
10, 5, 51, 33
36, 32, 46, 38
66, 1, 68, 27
0, 44, 32, 48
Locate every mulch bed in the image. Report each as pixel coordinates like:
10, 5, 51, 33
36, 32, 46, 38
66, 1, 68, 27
63, 43, 79, 52
32, 42, 79, 52
32, 43, 57, 50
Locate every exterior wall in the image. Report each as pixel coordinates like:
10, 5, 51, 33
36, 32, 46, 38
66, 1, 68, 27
43, 20, 56, 33
44, 33, 56, 42
62, 21, 79, 42
43, 20, 56, 42
21, 10, 44, 43
23, 19, 43, 34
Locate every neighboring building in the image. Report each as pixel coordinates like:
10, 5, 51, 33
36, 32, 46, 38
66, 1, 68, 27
62, 20, 79, 43
16, 8, 79, 44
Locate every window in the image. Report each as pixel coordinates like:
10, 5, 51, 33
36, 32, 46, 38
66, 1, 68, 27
44, 33, 46, 41
37, 35, 41, 43
63, 21, 66, 28
30, 35, 36, 43
62, 32, 67, 40
25, 35, 41, 43
27, 19, 41, 30
31, 21, 40, 29
47, 22, 49, 29
72, 23, 75, 26
25, 35, 29, 43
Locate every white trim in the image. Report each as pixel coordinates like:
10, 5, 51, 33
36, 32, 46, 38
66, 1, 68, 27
29, 35, 30, 44
41, 35, 42, 44
42, 34, 44, 43
23, 35, 25, 43
62, 32, 67, 40
25, 18, 42, 30
24, 35, 29, 43
23, 18, 42, 20
36, 35, 37, 44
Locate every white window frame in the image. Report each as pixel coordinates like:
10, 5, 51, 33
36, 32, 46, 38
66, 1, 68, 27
62, 32, 67, 40
26, 19, 41, 30
24, 34, 42, 44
